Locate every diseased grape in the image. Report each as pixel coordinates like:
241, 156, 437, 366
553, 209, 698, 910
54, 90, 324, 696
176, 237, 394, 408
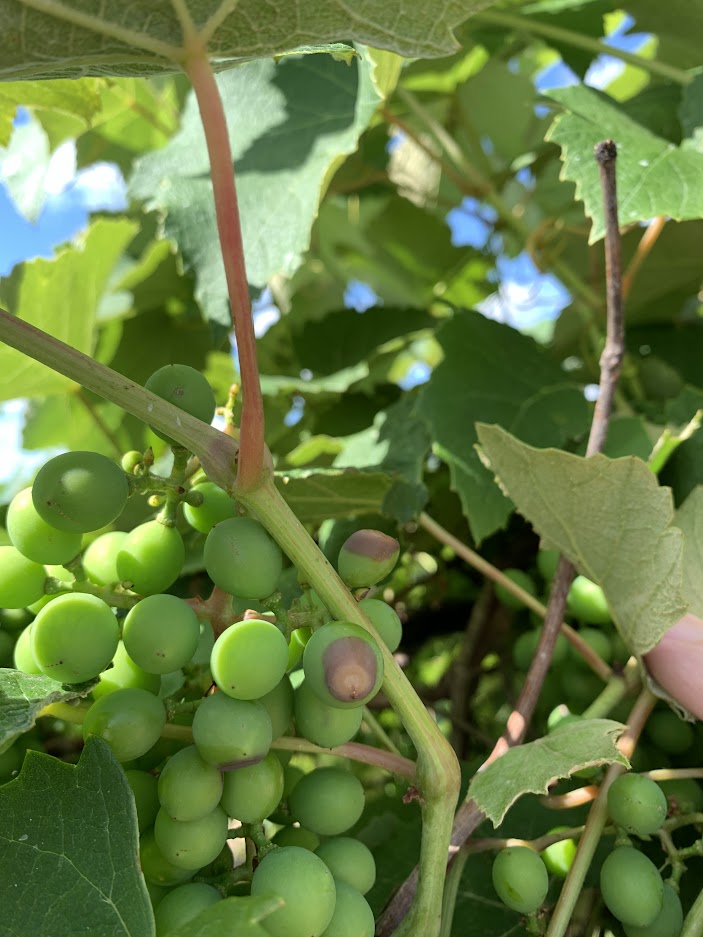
337, 529, 399, 588
303, 621, 383, 709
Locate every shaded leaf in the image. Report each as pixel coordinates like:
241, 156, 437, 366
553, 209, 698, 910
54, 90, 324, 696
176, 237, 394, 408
275, 468, 392, 523
674, 486, 703, 619
469, 720, 629, 826
0, 738, 152, 937
476, 425, 687, 654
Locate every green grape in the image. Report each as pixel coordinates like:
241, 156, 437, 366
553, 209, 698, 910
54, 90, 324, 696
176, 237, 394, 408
315, 837, 376, 895
125, 769, 160, 832
357, 598, 402, 652
82, 531, 129, 586
31, 592, 119, 683
123, 594, 200, 675
250, 846, 336, 937
337, 529, 399, 588
0, 546, 46, 608
92, 641, 161, 700
559, 665, 603, 710
622, 883, 684, 937
537, 549, 560, 582
289, 767, 365, 836
600, 847, 664, 928
182, 482, 236, 534
495, 569, 538, 610
319, 879, 374, 937
0, 629, 13, 667
257, 676, 294, 740
646, 710, 695, 755
158, 745, 224, 822
13, 625, 42, 674
608, 773, 668, 836
294, 679, 363, 748
541, 828, 577, 879
121, 451, 143, 474
116, 521, 185, 596
272, 825, 320, 850
203, 517, 282, 600
0, 607, 33, 632
154, 805, 228, 871
7, 487, 82, 565
210, 618, 288, 699
144, 364, 216, 444
220, 750, 284, 822
154, 882, 221, 937
658, 778, 703, 815
192, 691, 272, 769
513, 629, 568, 671
283, 764, 305, 797
303, 621, 383, 710
287, 632, 305, 671
571, 627, 613, 668
146, 881, 170, 911
83, 687, 167, 762
139, 830, 196, 886
32, 451, 129, 533
0, 743, 23, 784
567, 576, 611, 625
491, 846, 549, 914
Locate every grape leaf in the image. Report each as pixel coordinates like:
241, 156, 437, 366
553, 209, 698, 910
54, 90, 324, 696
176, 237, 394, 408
0, 115, 51, 221
674, 486, 703, 619
476, 425, 687, 654
546, 84, 703, 243
170, 895, 282, 937
130, 52, 382, 328
468, 720, 629, 826
0, 218, 138, 401
0, 77, 104, 146
0, 669, 96, 755
417, 311, 590, 543
0, 737, 153, 937
275, 468, 392, 523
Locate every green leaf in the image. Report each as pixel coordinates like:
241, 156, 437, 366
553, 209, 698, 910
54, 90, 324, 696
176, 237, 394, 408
476, 425, 688, 654
130, 52, 382, 328
417, 311, 590, 542
0, 115, 51, 220
0, 669, 95, 755
621, 0, 703, 70
674, 486, 703, 619
170, 895, 282, 937
0, 218, 138, 401
275, 468, 392, 523
468, 720, 629, 826
0, 738, 152, 937
546, 84, 703, 242
0, 77, 105, 147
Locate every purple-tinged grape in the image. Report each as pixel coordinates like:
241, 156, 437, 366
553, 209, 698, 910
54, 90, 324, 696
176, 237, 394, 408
303, 621, 383, 710
250, 846, 336, 937
83, 687, 166, 762
0, 546, 46, 609
192, 691, 272, 769
294, 679, 363, 748
204, 517, 282, 600
7, 488, 82, 565
32, 451, 129, 533
116, 521, 184, 596
337, 529, 399, 588
31, 592, 119, 683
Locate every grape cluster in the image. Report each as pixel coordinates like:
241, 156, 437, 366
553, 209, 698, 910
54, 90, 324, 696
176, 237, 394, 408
0, 365, 406, 936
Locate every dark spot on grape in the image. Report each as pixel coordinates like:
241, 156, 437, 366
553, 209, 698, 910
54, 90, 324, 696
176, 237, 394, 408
323, 636, 377, 703
221, 754, 266, 771
343, 529, 398, 562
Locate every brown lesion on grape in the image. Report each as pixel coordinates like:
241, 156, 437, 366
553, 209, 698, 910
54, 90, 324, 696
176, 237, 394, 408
343, 529, 398, 562
323, 636, 378, 703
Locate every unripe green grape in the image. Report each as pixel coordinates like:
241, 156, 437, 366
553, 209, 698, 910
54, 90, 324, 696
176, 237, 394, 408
220, 750, 284, 822
571, 627, 613, 668
491, 846, 549, 914
540, 828, 577, 878
192, 691, 272, 769
7, 488, 82, 565
121, 451, 143, 474
204, 517, 282, 600
0, 629, 14, 667
537, 549, 560, 582
273, 825, 320, 850
303, 621, 383, 710
31, 592, 119, 683
646, 710, 695, 755
13, 625, 42, 674
622, 883, 683, 937
608, 773, 668, 836
144, 364, 216, 444
294, 679, 363, 748
123, 594, 200, 675
154, 805, 228, 871
82, 531, 128, 586
210, 618, 288, 700
357, 598, 402, 652
0, 546, 46, 608
567, 576, 611, 624
257, 676, 294, 740
315, 837, 376, 895
495, 569, 538, 610
0, 607, 33, 632
32, 451, 129, 533
337, 529, 399, 588
289, 767, 365, 836
283, 764, 305, 797
658, 778, 703, 815
158, 745, 223, 822
139, 830, 195, 886
600, 847, 664, 927
182, 482, 236, 534
125, 769, 160, 832
320, 879, 374, 937
146, 881, 169, 911
513, 629, 568, 671
250, 846, 336, 937
83, 687, 167, 762
92, 641, 161, 700
116, 521, 185, 596
154, 882, 221, 937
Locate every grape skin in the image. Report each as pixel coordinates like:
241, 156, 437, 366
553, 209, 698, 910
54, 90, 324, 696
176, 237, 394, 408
139, 830, 196, 887
319, 879, 375, 937
144, 364, 216, 444
125, 770, 160, 833
607, 773, 668, 836
154, 805, 229, 871
294, 679, 363, 748
158, 745, 224, 822
192, 691, 272, 769
154, 882, 221, 937
600, 847, 664, 928
182, 481, 236, 534
92, 641, 161, 700
123, 594, 200, 675
0, 546, 46, 609
32, 451, 129, 533
315, 837, 376, 895
303, 621, 383, 710
7, 488, 82, 565
492, 847, 549, 914
204, 517, 282, 600
289, 767, 365, 837
210, 618, 289, 700
357, 598, 402, 652
220, 751, 284, 823
250, 846, 337, 937
257, 676, 294, 740
116, 521, 185, 596
82, 531, 129, 586
82, 687, 167, 762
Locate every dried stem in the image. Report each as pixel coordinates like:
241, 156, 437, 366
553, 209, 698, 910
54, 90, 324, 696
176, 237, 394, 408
622, 215, 666, 300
